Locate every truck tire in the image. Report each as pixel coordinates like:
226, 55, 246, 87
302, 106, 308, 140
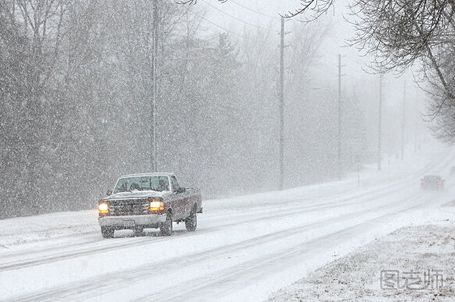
134, 226, 144, 237
185, 207, 197, 232
160, 213, 173, 236
101, 227, 114, 238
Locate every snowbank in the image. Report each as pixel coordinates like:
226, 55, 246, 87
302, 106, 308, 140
269, 205, 455, 301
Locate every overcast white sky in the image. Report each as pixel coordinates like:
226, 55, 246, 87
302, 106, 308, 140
192, 0, 427, 119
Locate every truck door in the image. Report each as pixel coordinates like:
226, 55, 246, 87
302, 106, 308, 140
170, 175, 187, 219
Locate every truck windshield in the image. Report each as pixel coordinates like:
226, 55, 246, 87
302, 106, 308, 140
114, 176, 169, 193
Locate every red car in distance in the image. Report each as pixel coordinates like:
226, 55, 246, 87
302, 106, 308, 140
421, 175, 445, 190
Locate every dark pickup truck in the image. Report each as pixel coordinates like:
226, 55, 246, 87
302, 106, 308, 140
97, 172, 202, 238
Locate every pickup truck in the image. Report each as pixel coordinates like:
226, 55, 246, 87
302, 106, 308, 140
97, 172, 202, 238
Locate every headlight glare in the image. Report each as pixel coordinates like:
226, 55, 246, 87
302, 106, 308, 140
98, 202, 109, 214
149, 200, 165, 213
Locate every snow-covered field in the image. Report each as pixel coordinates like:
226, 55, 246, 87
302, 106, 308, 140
1, 146, 455, 302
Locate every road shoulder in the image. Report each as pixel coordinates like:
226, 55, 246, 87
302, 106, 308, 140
269, 219, 455, 301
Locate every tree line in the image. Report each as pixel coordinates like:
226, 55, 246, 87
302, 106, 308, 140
0, 0, 372, 218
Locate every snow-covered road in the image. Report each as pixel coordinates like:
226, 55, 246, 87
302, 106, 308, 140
1, 147, 455, 302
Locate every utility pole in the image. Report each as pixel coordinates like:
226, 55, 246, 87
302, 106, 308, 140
337, 54, 342, 180
279, 16, 285, 190
414, 92, 419, 152
152, 0, 159, 172
378, 73, 383, 171
401, 80, 406, 160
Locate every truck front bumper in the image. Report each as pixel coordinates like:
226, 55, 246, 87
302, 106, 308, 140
99, 214, 166, 228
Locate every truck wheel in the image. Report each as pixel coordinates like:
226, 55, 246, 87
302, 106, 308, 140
134, 227, 144, 237
101, 227, 114, 238
185, 208, 197, 232
160, 213, 173, 236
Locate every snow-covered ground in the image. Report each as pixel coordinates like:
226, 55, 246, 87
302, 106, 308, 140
1, 145, 455, 302
269, 221, 455, 301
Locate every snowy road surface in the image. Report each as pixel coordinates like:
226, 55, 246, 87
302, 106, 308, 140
1, 147, 455, 302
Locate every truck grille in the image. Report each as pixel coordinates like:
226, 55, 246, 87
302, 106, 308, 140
109, 199, 149, 216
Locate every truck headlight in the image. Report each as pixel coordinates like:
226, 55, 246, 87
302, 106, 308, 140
98, 202, 109, 214
149, 200, 165, 213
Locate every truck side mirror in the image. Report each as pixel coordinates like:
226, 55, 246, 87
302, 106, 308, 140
106, 189, 112, 196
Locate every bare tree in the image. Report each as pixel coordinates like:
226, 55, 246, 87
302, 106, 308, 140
0, 0, 68, 215
177, 0, 333, 19
347, 0, 455, 141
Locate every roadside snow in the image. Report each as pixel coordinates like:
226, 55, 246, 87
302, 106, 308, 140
0, 210, 99, 251
269, 204, 455, 302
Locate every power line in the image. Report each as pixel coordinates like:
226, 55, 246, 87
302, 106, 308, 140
199, 15, 241, 39
229, 0, 276, 19
200, 15, 231, 32
200, 0, 266, 30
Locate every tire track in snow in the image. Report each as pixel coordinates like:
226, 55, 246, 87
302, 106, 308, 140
1, 150, 451, 272
142, 199, 433, 302
3, 149, 450, 269
6, 192, 429, 302
0, 177, 421, 273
